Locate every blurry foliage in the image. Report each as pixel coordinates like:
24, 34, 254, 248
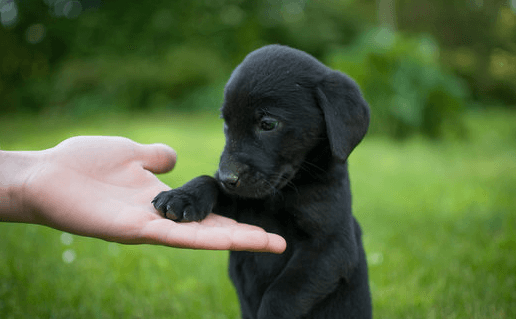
0, 0, 375, 115
397, 0, 516, 105
0, 0, 515, 139
52, 45, 228, 111
327, 28, 468, 139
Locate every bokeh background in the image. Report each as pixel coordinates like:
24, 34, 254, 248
1, 0, 516, 134
1, 1, 515, 318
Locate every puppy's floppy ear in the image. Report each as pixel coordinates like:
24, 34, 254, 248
316, 71, 370, 162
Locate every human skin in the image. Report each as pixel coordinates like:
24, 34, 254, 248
0, 136, 286, 253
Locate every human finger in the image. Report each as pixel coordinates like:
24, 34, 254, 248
138, 143, 177, 174
137, 218, 286, 253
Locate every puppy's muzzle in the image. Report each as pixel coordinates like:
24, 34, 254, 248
217, 160, 272, 198
218, 161, 246, 191
218, 169, 240, 190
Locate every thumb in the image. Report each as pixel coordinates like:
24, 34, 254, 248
138, 143, 177, 174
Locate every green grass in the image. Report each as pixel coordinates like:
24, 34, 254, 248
1, 108, 515, 318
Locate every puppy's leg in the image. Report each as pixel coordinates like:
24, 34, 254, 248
152, 176, 219, 222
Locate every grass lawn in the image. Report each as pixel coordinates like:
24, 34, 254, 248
0, 107, 515, 318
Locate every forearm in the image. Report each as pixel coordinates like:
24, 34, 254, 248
0, 150, 42, 223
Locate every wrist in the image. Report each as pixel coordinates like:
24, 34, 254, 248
0, 150, 43, 223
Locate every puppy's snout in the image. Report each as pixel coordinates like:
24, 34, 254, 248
219, 170, 240, 189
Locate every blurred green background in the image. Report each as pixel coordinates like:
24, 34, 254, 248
1, 0, 515, 318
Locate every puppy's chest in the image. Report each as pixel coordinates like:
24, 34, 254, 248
231, 201, 308, 272
233, 199, 308, 241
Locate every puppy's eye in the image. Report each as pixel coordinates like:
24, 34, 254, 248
258, 117, 280, 132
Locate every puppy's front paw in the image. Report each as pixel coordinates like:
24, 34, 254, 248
152, 188, 212, 222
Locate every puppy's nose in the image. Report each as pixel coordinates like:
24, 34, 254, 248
219, 171, 240, 189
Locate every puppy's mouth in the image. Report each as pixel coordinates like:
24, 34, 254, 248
218, 164, 297, 198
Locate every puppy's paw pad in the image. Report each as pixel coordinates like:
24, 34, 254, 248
152, 190, 210, 222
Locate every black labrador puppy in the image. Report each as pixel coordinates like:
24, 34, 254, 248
153, 44, 372, 319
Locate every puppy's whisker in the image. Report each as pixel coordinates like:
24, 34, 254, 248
272, 173, 297, 197
302, 160, 325, 172
300, 161, 326, 179
263, 176, 284, 199
286, 180, 299, 196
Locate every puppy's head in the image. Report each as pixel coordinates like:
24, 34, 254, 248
217, 44, 369, 198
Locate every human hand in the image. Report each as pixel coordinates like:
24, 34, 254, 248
5, 136, 286, 253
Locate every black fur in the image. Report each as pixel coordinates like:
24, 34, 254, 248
153, 44, 372, 319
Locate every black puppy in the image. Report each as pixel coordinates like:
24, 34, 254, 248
153, 44, 371, 319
